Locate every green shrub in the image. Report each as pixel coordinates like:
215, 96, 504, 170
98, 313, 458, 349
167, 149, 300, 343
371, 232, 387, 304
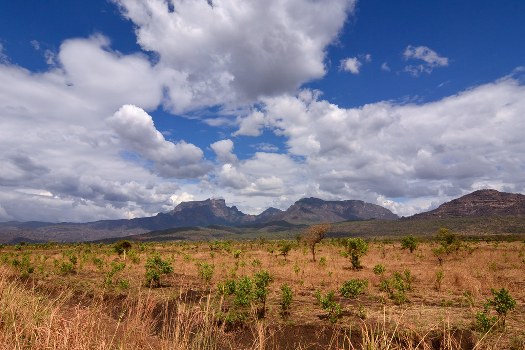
476, 310, 497, 333
253, 270, 272, 317
340, 279, 368, 298
280, 284, 293, 316
144, 254, 173, 287
196, 262, 214, 285
58, 261, 75, 275
233, 276, 253, 307
315, 290, 342, 323
373, 264, 386, 276
343, 238, 368, 269
92, 257, 105, 271
379, 269, 412, 304
104, 261, 126, 287
217, 279, 237, 296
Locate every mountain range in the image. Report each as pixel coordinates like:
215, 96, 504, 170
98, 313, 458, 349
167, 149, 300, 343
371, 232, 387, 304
0, 189, 524, 243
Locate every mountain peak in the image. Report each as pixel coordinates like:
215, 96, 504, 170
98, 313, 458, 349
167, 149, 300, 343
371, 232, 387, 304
171, 198, 227, 214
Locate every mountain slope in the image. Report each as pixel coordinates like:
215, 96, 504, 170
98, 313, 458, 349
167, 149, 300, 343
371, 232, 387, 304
411, 189, 525, 219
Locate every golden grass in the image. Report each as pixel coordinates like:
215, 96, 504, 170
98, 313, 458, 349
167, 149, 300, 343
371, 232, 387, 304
1, 239, 524, 349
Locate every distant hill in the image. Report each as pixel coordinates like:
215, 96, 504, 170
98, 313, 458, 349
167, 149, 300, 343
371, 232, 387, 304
261, 197, 398, 224
0, 197, 396, 243
410, 189, 525, 219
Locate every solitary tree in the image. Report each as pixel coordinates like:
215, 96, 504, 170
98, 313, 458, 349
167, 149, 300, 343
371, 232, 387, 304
113, 240, 132, 260
302, 223, 330, 262
401, 236, 418, 253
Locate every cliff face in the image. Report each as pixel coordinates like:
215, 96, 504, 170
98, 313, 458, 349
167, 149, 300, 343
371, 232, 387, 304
411, 189, 525, 219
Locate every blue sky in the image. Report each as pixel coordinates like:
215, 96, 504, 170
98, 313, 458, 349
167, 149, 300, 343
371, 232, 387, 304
0, 0, 524, 222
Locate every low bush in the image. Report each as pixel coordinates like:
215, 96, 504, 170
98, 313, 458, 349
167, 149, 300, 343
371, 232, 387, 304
340, 279, 368, 298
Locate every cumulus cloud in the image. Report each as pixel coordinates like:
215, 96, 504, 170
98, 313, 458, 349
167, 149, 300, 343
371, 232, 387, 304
403, 45, 449, 76
0, 37, 206, 222
340, 57, 362, 74
231, 74, 525, 214
210, 139, 238, 164
108, 105, 211, 178
114, 0, 355, 112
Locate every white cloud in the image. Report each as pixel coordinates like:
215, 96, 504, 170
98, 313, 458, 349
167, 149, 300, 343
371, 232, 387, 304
114, 0, 356, 112
231, 74, 525, 214
0, 37, 208, 222
108, 105, 211, 178
340, 57, 362, 74
210, 139, 238, 164
381, 62, 390, 72
403, 45, 449, 76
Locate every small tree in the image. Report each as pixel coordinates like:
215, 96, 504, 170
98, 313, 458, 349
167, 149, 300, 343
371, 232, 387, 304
278, 241, 293, 260
113, 240, 132, 259
302, 223, 330, 262
344, 238, 368, 269
401, 236, 418, 253
253, 270, 273, 317
488, 288, 516, 327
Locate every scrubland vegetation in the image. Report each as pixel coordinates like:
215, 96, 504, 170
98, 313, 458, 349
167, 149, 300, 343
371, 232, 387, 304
0, 231, 524, 349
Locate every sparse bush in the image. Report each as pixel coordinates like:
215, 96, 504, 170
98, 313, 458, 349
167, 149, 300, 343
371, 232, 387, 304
233, 276, 253, 307
104, 261, 126, 287
379, 270, 412, 304
315, 290, 342, 323
373, 264, 386, 276
92, 257, 104, 271
233, 249, 242, 259
319, 256, 327, 267
476, 310, 497, 333
12, 254, 34, 278
145, 254, 173, 287
58, 261, 75, 275
340, 279, 368, 298
401, 236, 418, 253
197, 262, 214, 285
343, 238, 368, 269
280, 284, 293, 317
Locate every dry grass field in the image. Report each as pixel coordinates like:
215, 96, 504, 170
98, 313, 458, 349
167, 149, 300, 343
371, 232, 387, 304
0, 234, 524, 349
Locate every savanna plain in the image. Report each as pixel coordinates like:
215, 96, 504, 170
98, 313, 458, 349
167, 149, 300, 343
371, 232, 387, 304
0, 230, 524, 349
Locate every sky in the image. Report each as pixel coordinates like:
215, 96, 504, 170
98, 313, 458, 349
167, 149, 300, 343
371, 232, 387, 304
0, 0, 524, 223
